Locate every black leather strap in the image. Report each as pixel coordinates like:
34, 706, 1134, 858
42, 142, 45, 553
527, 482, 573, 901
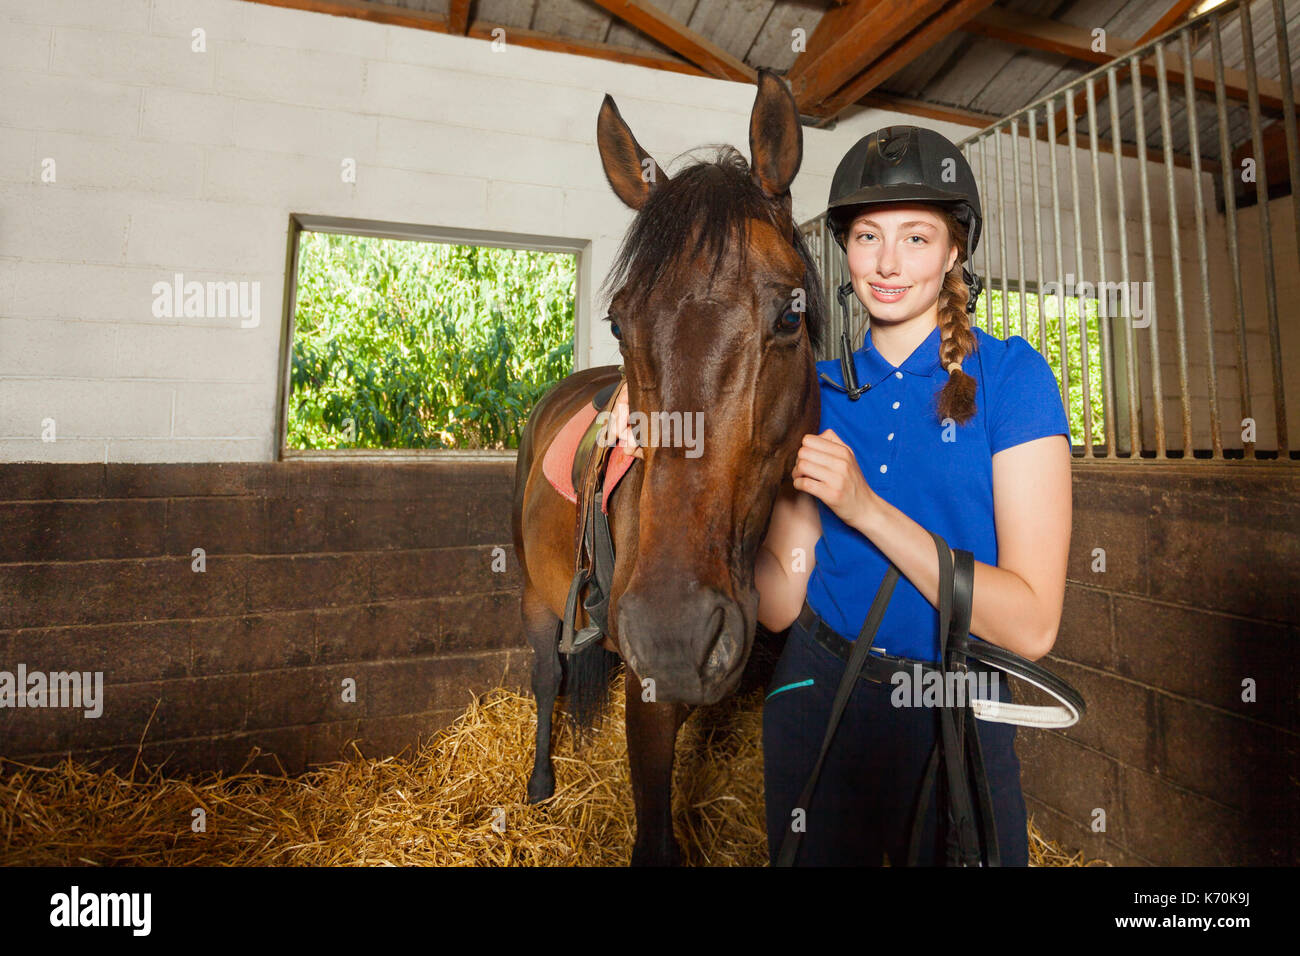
775, 564, 899, 867
776, 532, 999, 867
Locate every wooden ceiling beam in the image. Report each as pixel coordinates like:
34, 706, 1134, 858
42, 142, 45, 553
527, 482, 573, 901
790, 0, 953, 113
236, 0, 708, 76
854, 92, 1002, 128
962, 7, 1286, 123
464, 20, 708, 76
786, 0, 876, 84
815, 0, 999, 121
239, 0, 451, 31
586, 0, 756, 82
854, 94, 1216, 174
448, 0, 471, 36
1050, 0, 1201, 141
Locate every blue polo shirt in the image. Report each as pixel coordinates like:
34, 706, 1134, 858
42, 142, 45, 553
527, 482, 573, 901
805, 322, 1071, 663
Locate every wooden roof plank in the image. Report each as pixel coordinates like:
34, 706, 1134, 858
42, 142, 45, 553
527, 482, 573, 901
586, 0, 756, 81
817, 0, 1001, 120
791, 0, 953, 112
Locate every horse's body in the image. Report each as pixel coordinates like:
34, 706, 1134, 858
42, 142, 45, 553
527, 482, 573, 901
510, 71, 826, 865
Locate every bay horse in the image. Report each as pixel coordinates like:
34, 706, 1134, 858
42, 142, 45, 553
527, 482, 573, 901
510, 69, 826, 866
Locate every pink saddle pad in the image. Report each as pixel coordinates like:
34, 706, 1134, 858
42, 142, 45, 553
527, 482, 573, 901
541, 401, 637, 513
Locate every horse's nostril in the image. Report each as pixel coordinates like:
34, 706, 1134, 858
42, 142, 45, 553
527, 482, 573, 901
704, 605, 728, 671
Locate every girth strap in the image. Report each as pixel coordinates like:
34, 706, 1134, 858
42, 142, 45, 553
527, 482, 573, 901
559, 377, 624, 656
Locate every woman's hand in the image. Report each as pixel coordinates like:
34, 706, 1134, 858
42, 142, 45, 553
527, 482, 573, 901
601, 380, 645, 459
792, 429, 880, 531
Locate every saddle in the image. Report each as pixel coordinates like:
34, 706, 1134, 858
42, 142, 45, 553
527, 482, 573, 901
552, 375, 635, 655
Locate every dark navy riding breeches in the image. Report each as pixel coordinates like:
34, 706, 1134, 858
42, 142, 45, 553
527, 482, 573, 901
762, 615, 1030, 866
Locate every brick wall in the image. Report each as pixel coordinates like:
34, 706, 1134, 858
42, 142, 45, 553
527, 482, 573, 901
0, 460, 528, 776
1021, 461, 1299, 866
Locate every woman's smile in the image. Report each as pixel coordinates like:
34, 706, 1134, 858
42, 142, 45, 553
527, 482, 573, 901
868, 282, 910, 302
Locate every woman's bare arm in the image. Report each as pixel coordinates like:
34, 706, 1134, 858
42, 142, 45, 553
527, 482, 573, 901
755, 480, 823, 632
848, 434, 1072, 661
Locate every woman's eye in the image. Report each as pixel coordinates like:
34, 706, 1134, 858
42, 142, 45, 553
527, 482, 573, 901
907, 235, 926, 244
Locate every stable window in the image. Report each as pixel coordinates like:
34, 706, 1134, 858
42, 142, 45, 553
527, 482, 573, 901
277, 215, 583, 459
974, 280, 1109, 452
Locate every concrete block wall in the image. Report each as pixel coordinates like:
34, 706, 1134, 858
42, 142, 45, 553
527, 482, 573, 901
0, 0, 932, 464
1021, 462, 1299, 865
0, 459, 527, 776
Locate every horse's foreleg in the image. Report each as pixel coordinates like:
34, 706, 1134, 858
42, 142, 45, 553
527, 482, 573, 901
523, 585, 563, 803
624, 664, 692, 866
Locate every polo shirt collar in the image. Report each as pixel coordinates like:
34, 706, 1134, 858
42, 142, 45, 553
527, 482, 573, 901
858, 322, 943, 383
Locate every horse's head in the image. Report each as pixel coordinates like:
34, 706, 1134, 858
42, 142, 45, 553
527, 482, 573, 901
597, 70, 824, 706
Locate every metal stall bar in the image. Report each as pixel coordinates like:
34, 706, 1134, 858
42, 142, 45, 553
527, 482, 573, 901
1086, 75, 1116, 458
962, 142, 976, 328
1242, 0, 1290, 456
1011, 117, 1027, 340
1155, 41, 1194, 456
1046, 100, 1071, 430
977, 133, 987, 335
1028, 108, 1047, 355
1180, 27, 1223, 459
1131, 55, 1167, 458
1065, 91, 1094, 453
1211, 17, 1253, 458
1277, 0, 1300, 289
1108, 65, 1141, 457
995, 125, 1010, 339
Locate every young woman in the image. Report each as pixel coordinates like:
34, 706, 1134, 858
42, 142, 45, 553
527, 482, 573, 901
606, 126, 1072, 865
756, 126, 1073, 865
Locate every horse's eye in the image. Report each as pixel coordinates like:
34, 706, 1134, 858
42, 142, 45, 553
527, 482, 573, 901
778, 300, 802, 331
608, 314, 621, 339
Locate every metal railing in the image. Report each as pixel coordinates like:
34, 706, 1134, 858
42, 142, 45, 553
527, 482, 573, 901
801, 0, 1298, 462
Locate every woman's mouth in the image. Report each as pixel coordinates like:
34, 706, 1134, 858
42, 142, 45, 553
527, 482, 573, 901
868, 283, 909, 302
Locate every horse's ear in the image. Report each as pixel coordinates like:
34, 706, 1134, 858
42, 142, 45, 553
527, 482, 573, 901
749, 69, 802, 198
597, 94, 667, 210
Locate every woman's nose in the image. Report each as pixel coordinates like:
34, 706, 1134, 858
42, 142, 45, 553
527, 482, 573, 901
876, 243, 900, 277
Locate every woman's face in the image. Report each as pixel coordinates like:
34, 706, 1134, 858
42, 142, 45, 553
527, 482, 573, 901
844, 203, 959, 326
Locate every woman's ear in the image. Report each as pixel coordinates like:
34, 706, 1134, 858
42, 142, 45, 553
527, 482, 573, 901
946, 243, 959, 274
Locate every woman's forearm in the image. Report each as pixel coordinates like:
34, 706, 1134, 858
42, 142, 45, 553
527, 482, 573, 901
754, 545, 803, 632
851, 497, 1052, 660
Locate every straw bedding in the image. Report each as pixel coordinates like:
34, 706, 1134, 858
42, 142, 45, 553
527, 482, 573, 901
0, 672, 1107, 866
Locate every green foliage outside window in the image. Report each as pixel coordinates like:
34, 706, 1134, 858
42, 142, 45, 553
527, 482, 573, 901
973, 285, 1107, 447
287, 232, 575, 450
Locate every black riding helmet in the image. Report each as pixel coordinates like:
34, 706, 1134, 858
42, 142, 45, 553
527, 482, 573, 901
827, 126, 983, 318
819, 125, 984, 398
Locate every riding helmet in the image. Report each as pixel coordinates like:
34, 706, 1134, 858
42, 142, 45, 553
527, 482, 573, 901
825, 125, 982, 260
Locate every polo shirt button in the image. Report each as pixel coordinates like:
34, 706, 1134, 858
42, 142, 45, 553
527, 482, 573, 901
887, 432, 894, 440
895, 371, 903, 379
892, 401, 900, 409
879, 464, 887, 474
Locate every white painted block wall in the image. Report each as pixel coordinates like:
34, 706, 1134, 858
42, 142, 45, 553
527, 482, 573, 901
0, 0, 943, 463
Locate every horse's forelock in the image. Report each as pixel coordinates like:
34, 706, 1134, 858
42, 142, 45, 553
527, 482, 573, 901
597, 146, 825, 354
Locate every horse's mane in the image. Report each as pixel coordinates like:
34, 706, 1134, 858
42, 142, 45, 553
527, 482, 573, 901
597, 144, 826, 355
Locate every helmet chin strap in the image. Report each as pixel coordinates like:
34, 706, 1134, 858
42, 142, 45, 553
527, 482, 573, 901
817, 268, 984, 402
818, 281, 871, 401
